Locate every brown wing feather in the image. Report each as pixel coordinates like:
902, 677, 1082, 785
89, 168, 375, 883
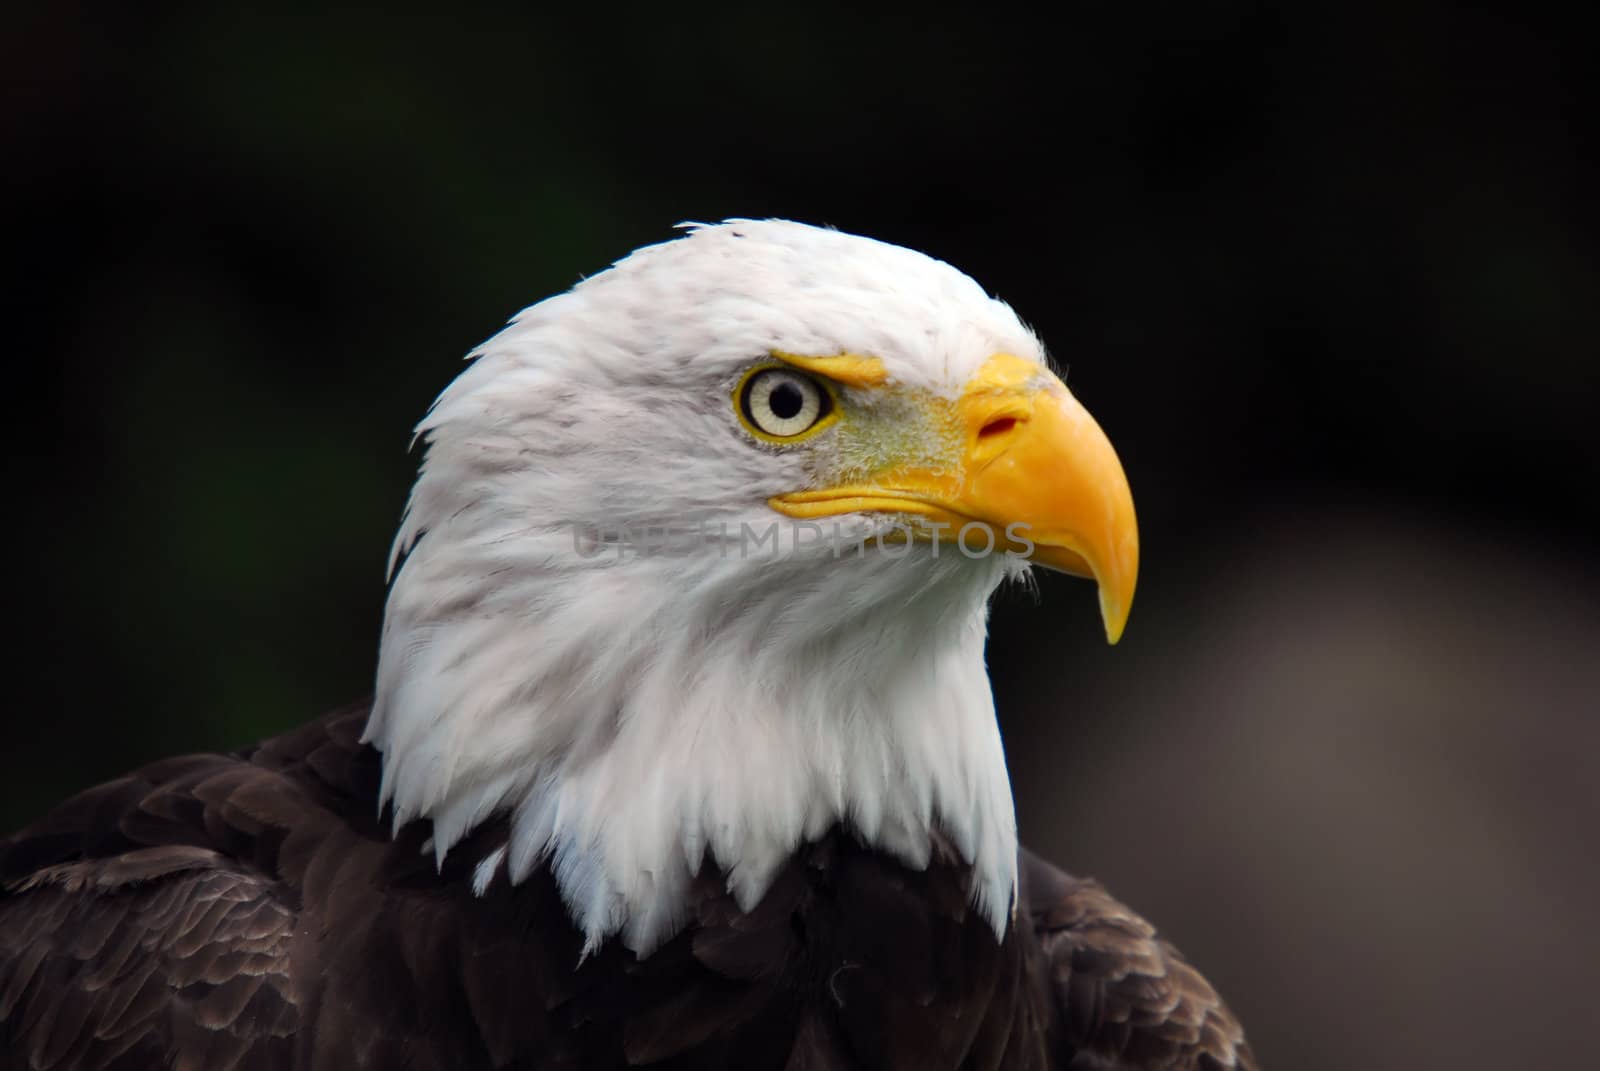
0, 846, 298, 1071
0, 712, 373, 1070
1021, 850, 1257, 1070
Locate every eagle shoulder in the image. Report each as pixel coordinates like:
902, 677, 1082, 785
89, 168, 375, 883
0, 708, 392, 1069
0, 772, 305, 1069
1020, 849, 1257, 1070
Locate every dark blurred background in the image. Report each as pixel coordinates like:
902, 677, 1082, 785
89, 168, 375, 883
4, 3, 1596, 1066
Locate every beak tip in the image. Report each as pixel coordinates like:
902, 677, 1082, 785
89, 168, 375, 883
1100, 589, 1132, 646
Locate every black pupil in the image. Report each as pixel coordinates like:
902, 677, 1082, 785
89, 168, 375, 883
768, 380, 805, 420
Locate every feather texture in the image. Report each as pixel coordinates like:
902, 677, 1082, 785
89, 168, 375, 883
1, 705, 1253, 1069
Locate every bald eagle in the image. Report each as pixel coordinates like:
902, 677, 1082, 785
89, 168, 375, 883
0, 222, 1255, 1070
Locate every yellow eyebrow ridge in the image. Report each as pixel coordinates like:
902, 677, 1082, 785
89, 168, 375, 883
770, 351, 889, 389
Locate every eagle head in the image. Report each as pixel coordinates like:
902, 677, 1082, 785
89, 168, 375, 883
364, 220, 1138, 953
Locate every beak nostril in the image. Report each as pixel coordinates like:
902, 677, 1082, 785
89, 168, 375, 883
978, 416, 1018, 440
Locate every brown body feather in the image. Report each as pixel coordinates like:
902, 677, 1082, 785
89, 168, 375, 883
0, 705, 1255, 1070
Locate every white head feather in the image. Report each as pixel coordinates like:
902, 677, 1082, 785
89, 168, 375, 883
365, 220, 1049, 953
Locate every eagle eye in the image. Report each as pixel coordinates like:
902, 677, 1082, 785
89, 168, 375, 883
736, 367, 835, 441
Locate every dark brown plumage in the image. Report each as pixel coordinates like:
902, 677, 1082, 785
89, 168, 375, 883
0, 705, 1255, 1070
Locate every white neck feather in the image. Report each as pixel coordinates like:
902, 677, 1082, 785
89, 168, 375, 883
367, 526, 1020, 954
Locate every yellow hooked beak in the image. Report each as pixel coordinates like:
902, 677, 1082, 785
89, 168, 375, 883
770, 353, 1139, 644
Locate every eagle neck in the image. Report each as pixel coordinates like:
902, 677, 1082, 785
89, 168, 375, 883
368, 539, 1021, 955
